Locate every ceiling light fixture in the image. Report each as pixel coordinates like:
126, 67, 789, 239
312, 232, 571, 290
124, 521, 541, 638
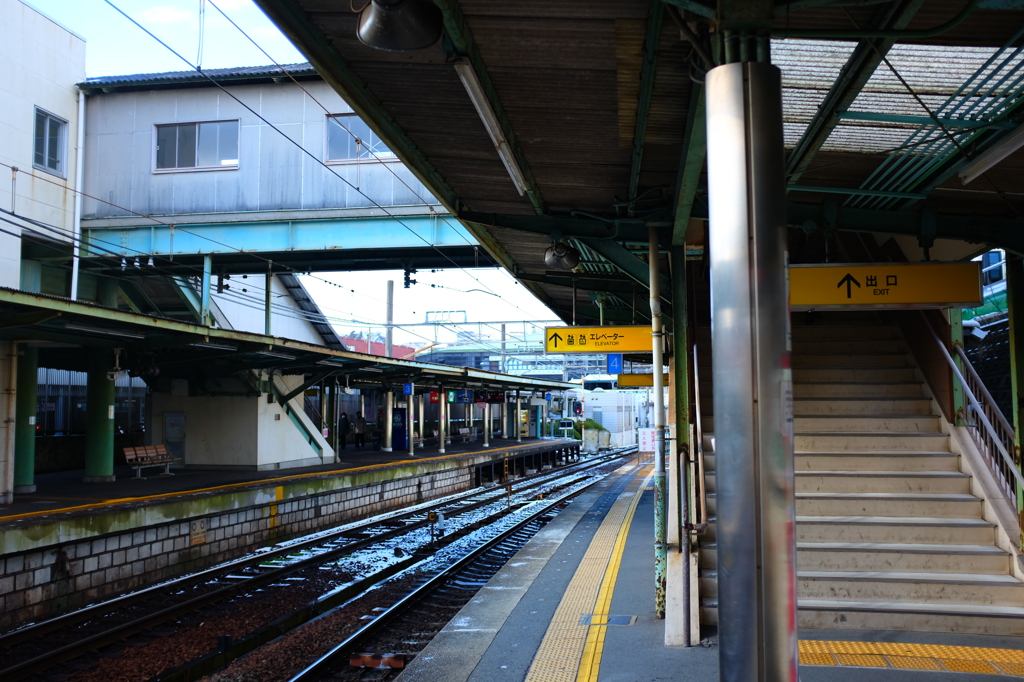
360, 367, 385, 373
189, 342, 237, 351
64, 323, 145, 339
256, 350, 296, 360
959, 124, 1024, 185
356, 0, 442, 51
544, 241, 581, 270
454, 62, 528, 196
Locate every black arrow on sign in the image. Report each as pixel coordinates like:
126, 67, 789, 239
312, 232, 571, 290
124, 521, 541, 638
548, 332, 563, 348
837, 273, 861, 299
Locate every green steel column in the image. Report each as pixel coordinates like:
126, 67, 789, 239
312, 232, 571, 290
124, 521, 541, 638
201, 255, 212, 325
84, 349, 116, 482
13, 346, 38, 493
950, 307, 966, 426
1006, 256, 1024, 550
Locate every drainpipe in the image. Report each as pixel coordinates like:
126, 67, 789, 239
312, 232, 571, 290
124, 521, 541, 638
650, 227, 668, 618
70, 89, 86, 301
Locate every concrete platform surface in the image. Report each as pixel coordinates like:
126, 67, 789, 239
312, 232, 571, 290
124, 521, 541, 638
0, 437, 570, 522
399, 464, 1024, 682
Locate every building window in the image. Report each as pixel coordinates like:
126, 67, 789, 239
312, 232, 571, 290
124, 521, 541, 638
155, 121, 239, 171
327, 114, 395, 162
34, 108, 67, 177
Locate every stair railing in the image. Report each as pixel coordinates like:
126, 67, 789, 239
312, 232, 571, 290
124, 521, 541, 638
922, 313, 1022, 508
691, 344, 708, 529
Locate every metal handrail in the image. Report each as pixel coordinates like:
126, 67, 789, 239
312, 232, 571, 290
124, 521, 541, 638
955, 343, 1015, 438
692, 344, 707, 527
922, 313, 1023, 505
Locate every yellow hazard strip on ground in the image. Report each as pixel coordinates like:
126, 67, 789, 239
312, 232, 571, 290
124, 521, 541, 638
524, 466, 652, 682
799, 640, 1024, 675
0, 440, 561, 522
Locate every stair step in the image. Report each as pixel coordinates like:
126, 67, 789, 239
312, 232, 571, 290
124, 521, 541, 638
795, 471, 971, 494
794, 353, 910, 368
794, 383, 923, 399
795, 415, 941, 433
793, 398, 932, 415
792, 492, 982, 517
699, 599, 1024, 634
795, 516, 996, 544
797, 600, 1024, 635
791, 339, 905, 354
795, 452, 960, 472
791, 325, 897, 341
798, 571, 1024, 605
794, 367, 917, 382
796, 542, 1009, 573
795, 432, 948, 452
699, 570, 1024, 605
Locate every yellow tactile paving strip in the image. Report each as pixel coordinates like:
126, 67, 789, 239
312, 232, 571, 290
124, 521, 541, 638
800, 640, 1024, 675
524, 466, 652, 682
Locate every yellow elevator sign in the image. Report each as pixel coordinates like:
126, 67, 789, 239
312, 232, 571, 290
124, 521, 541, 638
544, 326, 653, 353
789, 263, 982, 309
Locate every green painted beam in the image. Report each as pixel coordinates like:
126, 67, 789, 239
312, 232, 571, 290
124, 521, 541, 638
838, 111, 1015, 129
786, 202, 1024, 256
279, 370, 336, 405
518, 273, 640, 296
661, 0, 715, 19
550, 303, 650, 325
672, 85, 706, 246
433, 0, 544, 214
788, 185, 928, 200
628, 0, 665, 215
785, 0, 924, 184
461, 211, 651, 242
579, 237, 672, 307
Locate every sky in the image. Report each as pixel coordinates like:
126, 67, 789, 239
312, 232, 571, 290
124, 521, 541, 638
23, 0, 561, 346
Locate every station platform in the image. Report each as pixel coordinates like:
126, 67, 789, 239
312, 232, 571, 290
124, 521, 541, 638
401, 463, 1024, 682
0, 436, 567, 523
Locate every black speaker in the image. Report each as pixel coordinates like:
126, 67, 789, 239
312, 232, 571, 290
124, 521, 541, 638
357, 0, 443, 51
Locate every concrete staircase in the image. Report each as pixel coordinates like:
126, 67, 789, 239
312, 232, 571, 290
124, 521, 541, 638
697, 314, 1024, 635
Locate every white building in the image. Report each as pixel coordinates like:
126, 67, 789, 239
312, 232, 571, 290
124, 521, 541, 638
0, 0, 85, 290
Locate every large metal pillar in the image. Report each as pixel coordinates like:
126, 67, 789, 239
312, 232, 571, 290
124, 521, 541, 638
84, 348, 116, 482
417, 393, 425, 448
515, 390, 522, 442
1006, 256, 1024, 549
408, 384, 416, 458
666, 247, 692, 645
707, 59, 798, 682
14, 346, 38, 493
483, 401, 490, 447
383, 390, 394, 452
649, 228, 668, 618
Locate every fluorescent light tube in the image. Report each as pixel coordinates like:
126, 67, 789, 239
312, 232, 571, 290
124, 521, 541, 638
960, 123, 1024, 185
453, 62, 528, 196
189, 342, 237, 351
65, 323, 145, 339
256, 350, 296, 360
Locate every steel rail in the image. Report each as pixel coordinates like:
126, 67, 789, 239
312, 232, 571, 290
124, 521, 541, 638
0, 447, 615, 680
922, 313, 1024, 492
285, 456, 635, 682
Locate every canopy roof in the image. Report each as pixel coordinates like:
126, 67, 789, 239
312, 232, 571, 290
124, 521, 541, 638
255, 0, 1024, 324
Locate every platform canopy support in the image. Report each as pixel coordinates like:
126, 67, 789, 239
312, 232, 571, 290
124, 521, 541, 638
1006, 256, 1024, 549
14, 346, 38, 493
383, 390, 394, 452
438, 384, 446, 454
84, 348, 116, 483
706, 7, 799, 679
0, 341, 15, 504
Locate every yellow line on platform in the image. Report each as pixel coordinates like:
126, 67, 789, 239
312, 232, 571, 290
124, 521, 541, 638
0, 441, 566, 522
524, 466, 652, 682
799, 640, 1024, 675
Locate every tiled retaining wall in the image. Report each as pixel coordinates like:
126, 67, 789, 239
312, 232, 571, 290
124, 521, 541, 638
0, 458, 479, 629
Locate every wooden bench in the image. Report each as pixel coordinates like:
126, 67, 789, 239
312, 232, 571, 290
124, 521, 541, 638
123, 445, 179, 478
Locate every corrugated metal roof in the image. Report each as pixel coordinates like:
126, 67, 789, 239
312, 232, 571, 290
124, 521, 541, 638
80, 62, 317, 90
775, 39, 858, 148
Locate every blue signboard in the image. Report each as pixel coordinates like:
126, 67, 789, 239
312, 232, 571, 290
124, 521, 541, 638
456, 390, 473, 403
545, 392, 552, 401
607, 353, 623, 374
403, 383, 413, 395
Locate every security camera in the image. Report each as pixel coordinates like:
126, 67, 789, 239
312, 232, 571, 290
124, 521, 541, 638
107, 369, 129, 381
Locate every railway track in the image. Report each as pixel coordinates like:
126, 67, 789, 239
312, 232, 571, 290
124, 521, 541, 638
0, 447, 633, 682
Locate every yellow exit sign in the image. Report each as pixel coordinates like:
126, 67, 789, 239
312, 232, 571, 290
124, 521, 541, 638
789, 262, 982, 309
545, 326, 654, 353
